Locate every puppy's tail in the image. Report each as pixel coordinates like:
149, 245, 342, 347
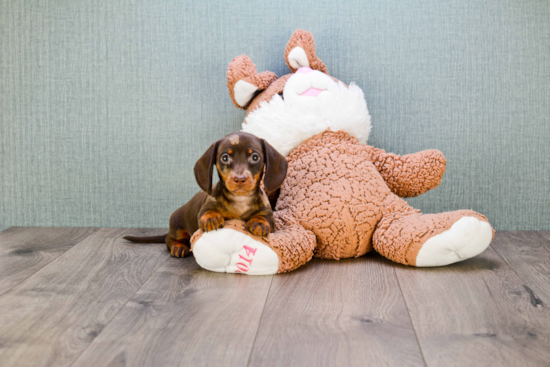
123, 234, 167, 243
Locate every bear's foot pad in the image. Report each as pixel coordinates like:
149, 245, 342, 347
415, 216, 493, 267
193, 229, 279, 275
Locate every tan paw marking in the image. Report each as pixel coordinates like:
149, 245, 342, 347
200, 211, 225, 232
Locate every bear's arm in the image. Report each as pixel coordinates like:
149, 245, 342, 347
369, 147, 447, 198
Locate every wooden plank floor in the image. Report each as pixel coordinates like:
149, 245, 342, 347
0, 228, 548, 367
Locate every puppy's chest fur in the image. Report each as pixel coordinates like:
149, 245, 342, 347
220, 189, 269, 220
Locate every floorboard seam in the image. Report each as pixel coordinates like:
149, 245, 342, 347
489, 243, 515, 271
245, 275, 274, 367
0, 229, 99, 298
393, 267, 428, 367
68, 251, 169, 367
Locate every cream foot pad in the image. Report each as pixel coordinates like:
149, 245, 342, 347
415, 216, 493, 267
192, 228, 279, 275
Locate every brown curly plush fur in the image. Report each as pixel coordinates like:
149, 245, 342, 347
370, 148, 447, 198
227, 55, 278, 109
284, 29, 328, 74
273, 130, 491, 268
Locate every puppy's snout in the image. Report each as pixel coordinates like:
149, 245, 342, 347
233, 175, 247, 185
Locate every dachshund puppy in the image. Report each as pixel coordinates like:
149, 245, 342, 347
123, 132, 287, 258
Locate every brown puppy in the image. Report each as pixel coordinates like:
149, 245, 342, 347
123, 132, 287, 258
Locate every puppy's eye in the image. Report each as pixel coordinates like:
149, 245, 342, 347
221, 154, 231, 163
250, 153, 260, 163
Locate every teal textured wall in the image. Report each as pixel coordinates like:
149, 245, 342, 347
1, 0, 549, 231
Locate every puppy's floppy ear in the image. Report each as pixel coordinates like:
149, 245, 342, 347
194, 141, 220, 195
261, 139, 288, 193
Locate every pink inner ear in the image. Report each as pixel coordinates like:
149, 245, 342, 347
296, 67, 313, 74
300, 88, 324, 97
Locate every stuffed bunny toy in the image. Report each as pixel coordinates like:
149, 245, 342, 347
190, 30, 494, 275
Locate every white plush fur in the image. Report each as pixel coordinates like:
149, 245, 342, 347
242, 73, 371, 157
193, 228, 279, 275
415, 217, 493, 267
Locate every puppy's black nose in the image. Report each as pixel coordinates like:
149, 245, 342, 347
233, 175, 247, 185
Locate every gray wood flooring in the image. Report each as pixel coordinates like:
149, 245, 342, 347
0, 228, 548, 367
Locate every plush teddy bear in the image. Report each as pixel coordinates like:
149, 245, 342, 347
190, 30, 494, 275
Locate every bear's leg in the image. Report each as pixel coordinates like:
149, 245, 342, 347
373, 209, 494, 267
191, 211, 316, 275
191, 226, 280, 275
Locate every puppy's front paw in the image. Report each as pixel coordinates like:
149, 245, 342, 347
246, 216, 270, 237
200, 211, 225, 232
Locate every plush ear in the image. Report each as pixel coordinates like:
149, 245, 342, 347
227, 55, 278, 109
284, 30, 328, 74
194, 141, 220, 195
261, 139, 288, 193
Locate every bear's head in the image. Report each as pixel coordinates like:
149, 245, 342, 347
227, 30, 372, 157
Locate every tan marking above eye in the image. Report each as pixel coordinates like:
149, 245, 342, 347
228, 149, 233, 154
248, 149, 253, 154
